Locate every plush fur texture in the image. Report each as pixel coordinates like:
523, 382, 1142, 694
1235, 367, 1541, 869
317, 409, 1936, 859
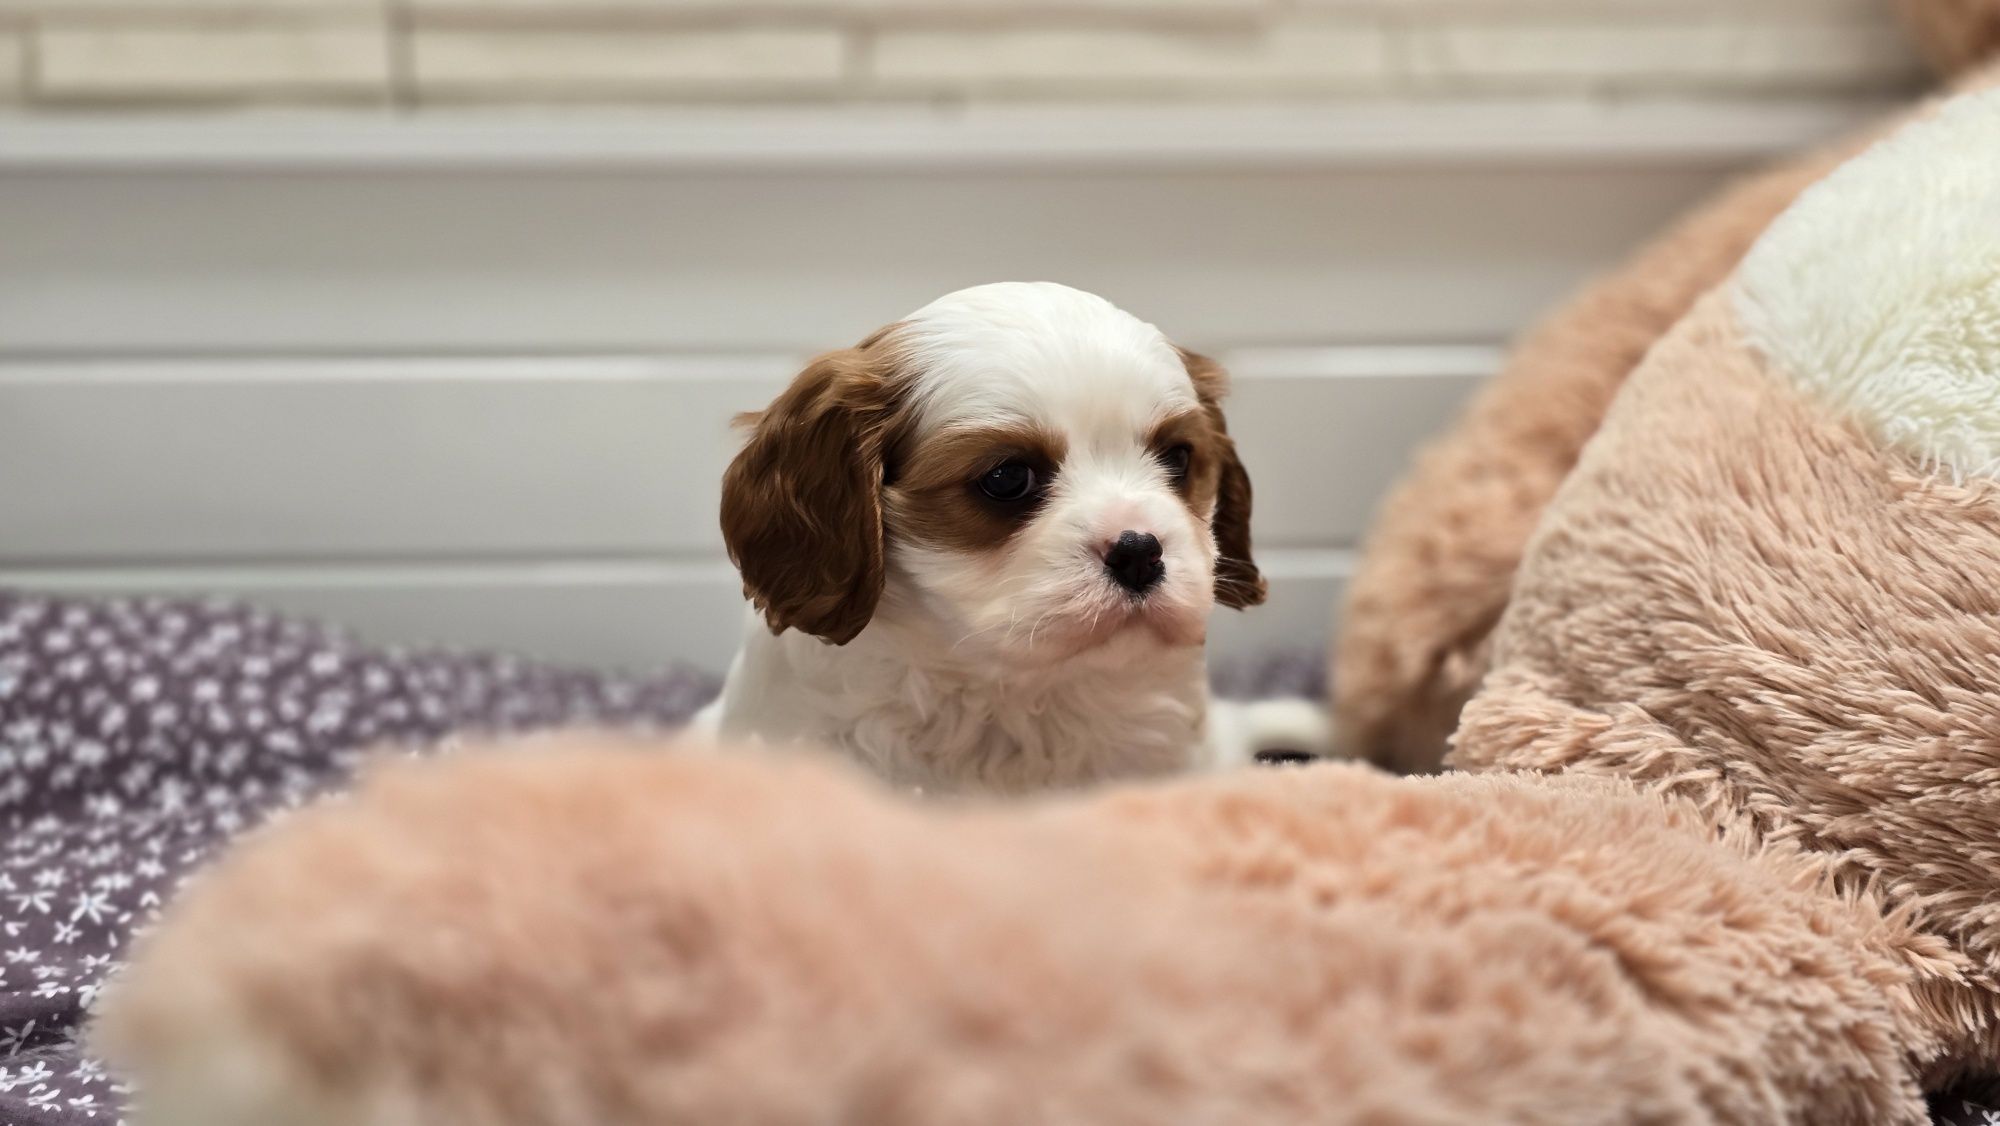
1737, 91, 2000, 479
95, 740, 1932, 1126
1457, 293, 2000, 1088
1332, 52, 2000, 774
1331, 148, 1855, 773
705, 282, 1273, 793
1898, 0, 2000, 75
1460, 87, 2000, 1084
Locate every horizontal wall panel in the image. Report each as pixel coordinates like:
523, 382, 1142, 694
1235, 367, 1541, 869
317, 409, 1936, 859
0, 348, 1486, 561
1205, 547, 1352, 661
1, 161, 1742, 354
0, 101, 1886, 172
1, 547, 1351, 675
5, 559, 747, 673
0, 355, 788, 561
1228, 346, 1493, 547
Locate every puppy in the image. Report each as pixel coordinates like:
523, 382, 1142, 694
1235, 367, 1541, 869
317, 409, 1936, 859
697, 281, 1294, 794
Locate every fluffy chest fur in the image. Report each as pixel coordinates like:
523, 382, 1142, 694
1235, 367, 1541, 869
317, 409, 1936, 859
704, 609, 1210, 794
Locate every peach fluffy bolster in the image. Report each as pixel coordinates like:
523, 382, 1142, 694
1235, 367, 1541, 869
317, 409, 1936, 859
93, 737, 1924, 1126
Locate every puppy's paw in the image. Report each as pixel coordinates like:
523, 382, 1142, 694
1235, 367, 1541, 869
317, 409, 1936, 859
1206, 696, 1339, 769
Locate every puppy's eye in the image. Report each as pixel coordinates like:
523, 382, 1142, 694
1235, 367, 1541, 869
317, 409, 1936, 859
977, 461, 1039, 502
1160, 444, 1193, 482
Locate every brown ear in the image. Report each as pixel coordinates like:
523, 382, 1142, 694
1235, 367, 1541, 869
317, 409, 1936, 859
720, 347, 898, 644
1180, 348, 1268, 609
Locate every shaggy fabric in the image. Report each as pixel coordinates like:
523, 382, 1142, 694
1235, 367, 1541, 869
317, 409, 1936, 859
1332, 54, 2000, 774
1456, 89, 2000, 1082
1736, 90, 2000, 479
1330, 132, 1877, 775
1455, 291, 2000, 1081
98, 744, 1930, 1126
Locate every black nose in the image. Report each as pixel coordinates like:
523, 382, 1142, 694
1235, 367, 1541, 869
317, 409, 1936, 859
1104, 531, 1165, 594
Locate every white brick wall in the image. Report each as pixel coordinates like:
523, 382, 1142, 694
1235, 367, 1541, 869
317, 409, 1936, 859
416, 29, 845, 99
871, 24, 1393, 94
1407, 14, 1919, 94
0, 30, 23, 102
37, 20, 393, 102
0, 0, 1928, 109
407, 0, 1263, 11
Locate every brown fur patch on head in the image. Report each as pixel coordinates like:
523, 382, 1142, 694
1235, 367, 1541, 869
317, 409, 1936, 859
1894, 0, 2000, 77
1178, 349, 1266, 609
884, 422, 1069, 554
720, 330, 907, 645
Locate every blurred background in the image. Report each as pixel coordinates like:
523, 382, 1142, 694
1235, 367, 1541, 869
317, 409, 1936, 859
0, 0, 1930, 675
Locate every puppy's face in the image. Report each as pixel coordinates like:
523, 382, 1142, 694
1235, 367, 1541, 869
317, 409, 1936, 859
721, 282, 1264, 664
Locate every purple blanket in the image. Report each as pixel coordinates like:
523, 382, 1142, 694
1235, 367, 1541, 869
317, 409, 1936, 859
0, 592, 717, 1123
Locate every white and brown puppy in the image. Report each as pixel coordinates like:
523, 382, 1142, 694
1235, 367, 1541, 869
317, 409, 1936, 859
698, 281, 1319, 793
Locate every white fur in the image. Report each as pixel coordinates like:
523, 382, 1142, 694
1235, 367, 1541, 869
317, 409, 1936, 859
703, 282, 1310, 793
1734, 89, 2000, 479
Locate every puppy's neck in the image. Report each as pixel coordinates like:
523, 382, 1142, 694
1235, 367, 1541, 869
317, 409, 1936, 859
712, 604, 1210, 794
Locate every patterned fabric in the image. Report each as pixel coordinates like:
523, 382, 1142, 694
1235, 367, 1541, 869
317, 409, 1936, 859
1939, 1097, 2000, 1126
0, 592, 718, 1124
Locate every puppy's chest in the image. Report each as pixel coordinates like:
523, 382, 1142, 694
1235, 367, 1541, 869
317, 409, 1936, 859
827, 669, 1205, 792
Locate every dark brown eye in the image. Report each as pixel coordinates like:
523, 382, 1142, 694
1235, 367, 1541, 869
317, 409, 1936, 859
977, 461, 1039, 502
1160, 444, 1192, 482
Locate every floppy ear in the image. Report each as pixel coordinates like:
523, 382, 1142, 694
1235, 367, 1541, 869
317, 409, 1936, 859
1180, 348, 1268, 610
720, 347, 898, 644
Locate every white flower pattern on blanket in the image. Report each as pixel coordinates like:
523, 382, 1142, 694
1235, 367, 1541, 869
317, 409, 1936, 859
0, 592, 718, 1125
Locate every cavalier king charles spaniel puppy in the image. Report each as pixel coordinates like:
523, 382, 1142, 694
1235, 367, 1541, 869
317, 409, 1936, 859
696, 281, 1320, 794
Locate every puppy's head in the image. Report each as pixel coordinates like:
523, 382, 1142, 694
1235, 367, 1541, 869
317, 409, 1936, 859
721, 282, 1264, 662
